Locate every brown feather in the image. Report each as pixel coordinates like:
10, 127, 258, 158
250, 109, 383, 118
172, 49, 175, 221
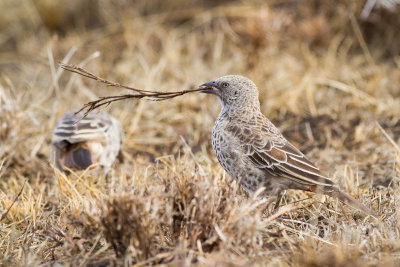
310, 186, 376, 216
269, 148, 287, 162
61, 144, 94, 170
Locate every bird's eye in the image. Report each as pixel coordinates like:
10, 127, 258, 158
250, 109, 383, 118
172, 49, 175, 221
222, 82, 229, 88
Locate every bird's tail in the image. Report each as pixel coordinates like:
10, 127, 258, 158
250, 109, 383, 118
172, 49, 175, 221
62, 145, 94, 171
312, 186, 376, 216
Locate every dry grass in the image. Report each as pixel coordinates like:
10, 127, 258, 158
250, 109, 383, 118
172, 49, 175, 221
1, 0, 400, 266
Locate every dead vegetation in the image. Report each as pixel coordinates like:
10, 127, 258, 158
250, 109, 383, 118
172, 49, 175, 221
59, 63, 208, 118
1, 0, 400, 266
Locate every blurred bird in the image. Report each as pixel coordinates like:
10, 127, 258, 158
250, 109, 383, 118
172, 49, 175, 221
50, 109, 124, 173
199, 75, 374, 215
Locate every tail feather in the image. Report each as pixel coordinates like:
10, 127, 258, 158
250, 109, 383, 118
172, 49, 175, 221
325, 189, 376, 216
309, 185, 376, 216
62, 146, 94, 171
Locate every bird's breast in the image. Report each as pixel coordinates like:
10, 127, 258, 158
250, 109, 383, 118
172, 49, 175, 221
211, 112, 241, 177
211, 112, 230, 149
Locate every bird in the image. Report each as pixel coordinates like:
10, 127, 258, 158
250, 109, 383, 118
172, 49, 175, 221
50, 109, 124, 173
199, 75, 374, 215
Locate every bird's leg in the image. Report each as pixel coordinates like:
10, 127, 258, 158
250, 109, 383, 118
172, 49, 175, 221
117, 150, 124, 163
274, 191, 283, 211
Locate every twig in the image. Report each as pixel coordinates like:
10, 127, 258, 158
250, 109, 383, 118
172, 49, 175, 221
0, 180, 26, 222
60, 63, 206, 119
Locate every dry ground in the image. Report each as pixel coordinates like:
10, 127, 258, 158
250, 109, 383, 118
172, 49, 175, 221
1, 0, 400, 266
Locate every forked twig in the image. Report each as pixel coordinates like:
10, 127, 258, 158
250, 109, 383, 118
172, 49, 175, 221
60, 63, 205, 118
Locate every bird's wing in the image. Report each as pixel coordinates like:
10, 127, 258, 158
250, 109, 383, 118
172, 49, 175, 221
226, 114, 335, 188
51, 110, 110, 148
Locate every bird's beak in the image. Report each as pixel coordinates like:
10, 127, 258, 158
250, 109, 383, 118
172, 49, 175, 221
199, 81, 218, 95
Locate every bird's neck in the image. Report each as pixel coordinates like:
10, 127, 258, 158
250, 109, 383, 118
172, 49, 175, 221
220, 101, 261, 118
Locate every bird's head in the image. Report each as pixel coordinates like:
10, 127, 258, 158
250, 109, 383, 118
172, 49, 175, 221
199, 75, 260, 110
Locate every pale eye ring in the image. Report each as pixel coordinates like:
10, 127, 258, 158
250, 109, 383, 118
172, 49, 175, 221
222, 82, 229, 88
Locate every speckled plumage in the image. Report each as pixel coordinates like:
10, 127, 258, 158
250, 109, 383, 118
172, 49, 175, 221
200, 75, 373, 214
50, 109, 124, 173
